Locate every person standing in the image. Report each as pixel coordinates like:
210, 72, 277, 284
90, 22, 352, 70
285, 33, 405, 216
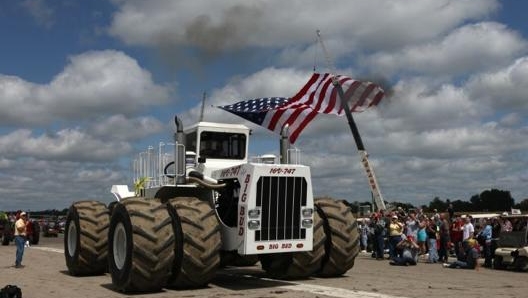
462, 216, 475, 241
438, 213, 451, 263
416, 215, 428, 255
14, 211, 28, 268
477, 218, 493, 268
388, 214, 404, 260
405, 211, 420, 242
446, 203, 455, 222
450, 216, 464, 259
426, 217, 439, 263
370, 213, 385, 260
359, 219, 369, 252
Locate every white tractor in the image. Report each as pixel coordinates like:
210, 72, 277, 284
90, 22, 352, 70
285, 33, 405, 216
64, 116, 359, 292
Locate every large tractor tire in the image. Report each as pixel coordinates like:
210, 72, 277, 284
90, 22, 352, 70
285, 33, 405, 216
30, 222, 40, 245
493, 256, 505, 270
108, 198, 175, 292
513, 256, 528, 271
1, 234, 9, 246
259, 209, 326, 279
64, 200, 109, 276
166, 197, 221, 289
316, 197, 359, 277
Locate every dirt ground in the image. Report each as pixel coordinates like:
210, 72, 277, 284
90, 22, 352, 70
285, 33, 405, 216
1, 235, 526, 298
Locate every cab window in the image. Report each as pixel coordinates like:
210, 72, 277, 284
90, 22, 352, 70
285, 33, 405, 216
199, 132, 246, 159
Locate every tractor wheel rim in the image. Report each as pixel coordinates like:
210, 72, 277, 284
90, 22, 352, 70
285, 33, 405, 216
67, 220, 77, 257
113, 222, 127, 270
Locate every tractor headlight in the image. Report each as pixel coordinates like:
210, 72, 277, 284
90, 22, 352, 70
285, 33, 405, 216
248, 220, 260, 230
248, 208, 261, 218
302, 208, 313, 217
302, 218, 313, 228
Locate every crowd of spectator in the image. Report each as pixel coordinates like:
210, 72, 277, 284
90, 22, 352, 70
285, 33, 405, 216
357, 206, 528, 270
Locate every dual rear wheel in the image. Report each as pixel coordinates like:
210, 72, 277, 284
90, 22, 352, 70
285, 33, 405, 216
64, 200, 109, 276
108, 198, 175, 292
64, 197, 220, 292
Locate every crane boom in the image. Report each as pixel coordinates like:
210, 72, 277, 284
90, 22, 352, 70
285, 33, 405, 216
334, 82, 386, 211
317, 30, 386, 211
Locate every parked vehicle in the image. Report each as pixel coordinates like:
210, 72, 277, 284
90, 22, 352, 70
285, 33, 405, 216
43, 221, 60, 237
1, 213, 40, 245
26, 219, 40, 244
493, 214, 528, 271
0, 212, 12, 245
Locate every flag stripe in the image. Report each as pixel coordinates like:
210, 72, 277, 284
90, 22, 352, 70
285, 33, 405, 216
290, 108, 319, 143
338, 80, 362, 115
352, 83, 376, 111
290, 73, 324, 102
218, 73, 385, 143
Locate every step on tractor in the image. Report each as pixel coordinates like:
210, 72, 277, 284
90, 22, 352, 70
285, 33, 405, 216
64, 116, 359, 292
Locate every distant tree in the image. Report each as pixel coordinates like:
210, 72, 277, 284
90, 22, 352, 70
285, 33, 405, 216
469, 189, 514, 212
428, 197, 447, 212
451, 199, 473, 213
473, 189, 514, 212
514, 198, 528, 211
469, 194, 481, 209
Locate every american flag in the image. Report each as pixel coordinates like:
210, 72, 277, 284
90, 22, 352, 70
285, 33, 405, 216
218, 73, 385, 143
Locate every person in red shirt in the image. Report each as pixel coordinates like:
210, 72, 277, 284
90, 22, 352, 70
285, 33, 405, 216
450, 216, 464, 258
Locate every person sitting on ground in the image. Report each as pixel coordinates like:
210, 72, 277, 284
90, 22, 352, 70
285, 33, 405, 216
390, 236, 420, 266
443, 238, 479, 270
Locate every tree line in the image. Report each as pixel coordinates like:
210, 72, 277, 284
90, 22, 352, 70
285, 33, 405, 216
345, 188, 528, 215
5, 188, 528, 217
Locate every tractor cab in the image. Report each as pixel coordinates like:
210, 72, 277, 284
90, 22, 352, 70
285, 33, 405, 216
183, 121, 250, 177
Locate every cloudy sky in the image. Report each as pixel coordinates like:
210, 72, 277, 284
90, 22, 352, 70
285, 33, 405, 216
1, 0, 528, 211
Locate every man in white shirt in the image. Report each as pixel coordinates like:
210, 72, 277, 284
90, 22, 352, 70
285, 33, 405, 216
462, 216, 474, 241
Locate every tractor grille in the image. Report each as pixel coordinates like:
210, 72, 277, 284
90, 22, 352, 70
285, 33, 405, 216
254, 176, 307, 241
